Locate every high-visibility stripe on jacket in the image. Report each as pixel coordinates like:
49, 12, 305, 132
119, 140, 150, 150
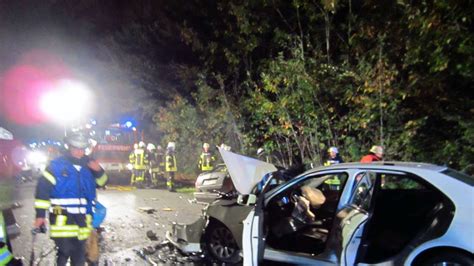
0, 245, 13, 265
129, 149, 148, 170
165, 154, 177, 172
34, 156, 106, 240
0, 210, 12, 265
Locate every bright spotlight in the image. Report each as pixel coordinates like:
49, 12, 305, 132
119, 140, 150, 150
40, 79, 94, 124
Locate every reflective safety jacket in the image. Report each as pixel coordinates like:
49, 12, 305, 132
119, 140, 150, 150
34, 155, 108, 240
165, 151, 177, 172
198, 152, 216, 171
360, 153, 381, 163
129, 148, 148, 170
0, 212, 13, 265
323, 155, 344, 187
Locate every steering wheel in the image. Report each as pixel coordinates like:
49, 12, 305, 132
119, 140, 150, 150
290, 189, 302, 204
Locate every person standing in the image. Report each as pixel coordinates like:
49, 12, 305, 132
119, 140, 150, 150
257, 147, 272, 164
198, 143, 216, 173
129, 141, 148, 187
34, 132, 108, 266
360, 145, 384, 163
323, 147, 344, 166
165, 142, 177, 192
147, 143, 163, 188
323, 147, 344, 190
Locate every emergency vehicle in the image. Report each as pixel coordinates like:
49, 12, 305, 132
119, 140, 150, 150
91, 123, 137, 184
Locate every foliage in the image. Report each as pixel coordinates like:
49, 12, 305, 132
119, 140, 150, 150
145, 0, 473, 172
2, 0, 472, 174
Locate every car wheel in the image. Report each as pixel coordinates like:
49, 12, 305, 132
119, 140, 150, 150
205, 222, 241, 263
420, 251, 473, 266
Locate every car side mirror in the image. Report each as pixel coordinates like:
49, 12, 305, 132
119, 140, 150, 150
237, 194, 257, 206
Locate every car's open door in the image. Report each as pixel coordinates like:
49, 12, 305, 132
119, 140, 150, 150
326, 171, 378, 265
242, 171, 275, 265
242, 208, 262, 265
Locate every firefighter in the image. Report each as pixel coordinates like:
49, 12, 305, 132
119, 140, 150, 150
0, 210, 19, 265
323, 147, 344, 190
165, 142, 177, 192
257, 147, 272, 164
129, 141, 148, 187
147, 143, 162, 188
361, 145, 384, 163
198, 143, 216, 173
156, 145, 165, 174
33, 132, 108, 266
323, 147, 344, 166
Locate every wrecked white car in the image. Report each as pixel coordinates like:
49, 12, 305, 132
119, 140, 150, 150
169, 149, 474, 265
243, 162, 474, 265
166, 149, 279, 263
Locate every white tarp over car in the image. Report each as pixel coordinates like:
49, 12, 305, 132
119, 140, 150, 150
218, 147, 277, 195
0, 127, 14, 140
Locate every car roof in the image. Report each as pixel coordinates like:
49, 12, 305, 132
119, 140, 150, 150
308, 161, 447, 173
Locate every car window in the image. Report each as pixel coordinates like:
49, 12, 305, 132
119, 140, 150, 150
380, 174, 425, 190
442, 168, 474, 186
357, 172, 449, 263
264, 172, 349, 256
303, 173, 347, 192
349, 172, 376, 211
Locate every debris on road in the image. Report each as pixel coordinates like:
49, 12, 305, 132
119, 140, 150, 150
134, 241, 208, 265
138, 207, 156, 214
146, 230, 159, 241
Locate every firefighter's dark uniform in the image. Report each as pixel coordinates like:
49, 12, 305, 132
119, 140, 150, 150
198, 151, 216, 172
165, 149, 177, 191
34, 155, 108, 265
148, 149, 164, 187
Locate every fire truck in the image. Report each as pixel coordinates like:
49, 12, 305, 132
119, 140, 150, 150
91, 123, 139, 185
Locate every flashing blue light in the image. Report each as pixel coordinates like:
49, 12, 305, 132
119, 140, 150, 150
125, 121, 133, 128
90, 119, 97, 125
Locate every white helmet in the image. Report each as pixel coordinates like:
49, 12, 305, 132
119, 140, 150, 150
139, 141, 146, 148
64, 132, 89, 149
203, 143, 210, 149
167, 142, 176, 149
257, 147, 264, 156
147, 143, 156, 150
370, 145, 384, 156
328, 147, 338, 154
133, 143, 138, 149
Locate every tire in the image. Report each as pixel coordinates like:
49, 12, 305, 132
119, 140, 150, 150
420, 251, 474, 266
205, 222, 241, 264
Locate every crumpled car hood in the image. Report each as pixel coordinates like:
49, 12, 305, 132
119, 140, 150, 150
218, 147, 277, 195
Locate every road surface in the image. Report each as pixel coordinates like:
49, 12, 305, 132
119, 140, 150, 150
10, 182, 204, 265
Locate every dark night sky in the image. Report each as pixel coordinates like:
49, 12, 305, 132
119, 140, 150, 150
0, 1, 162, 142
